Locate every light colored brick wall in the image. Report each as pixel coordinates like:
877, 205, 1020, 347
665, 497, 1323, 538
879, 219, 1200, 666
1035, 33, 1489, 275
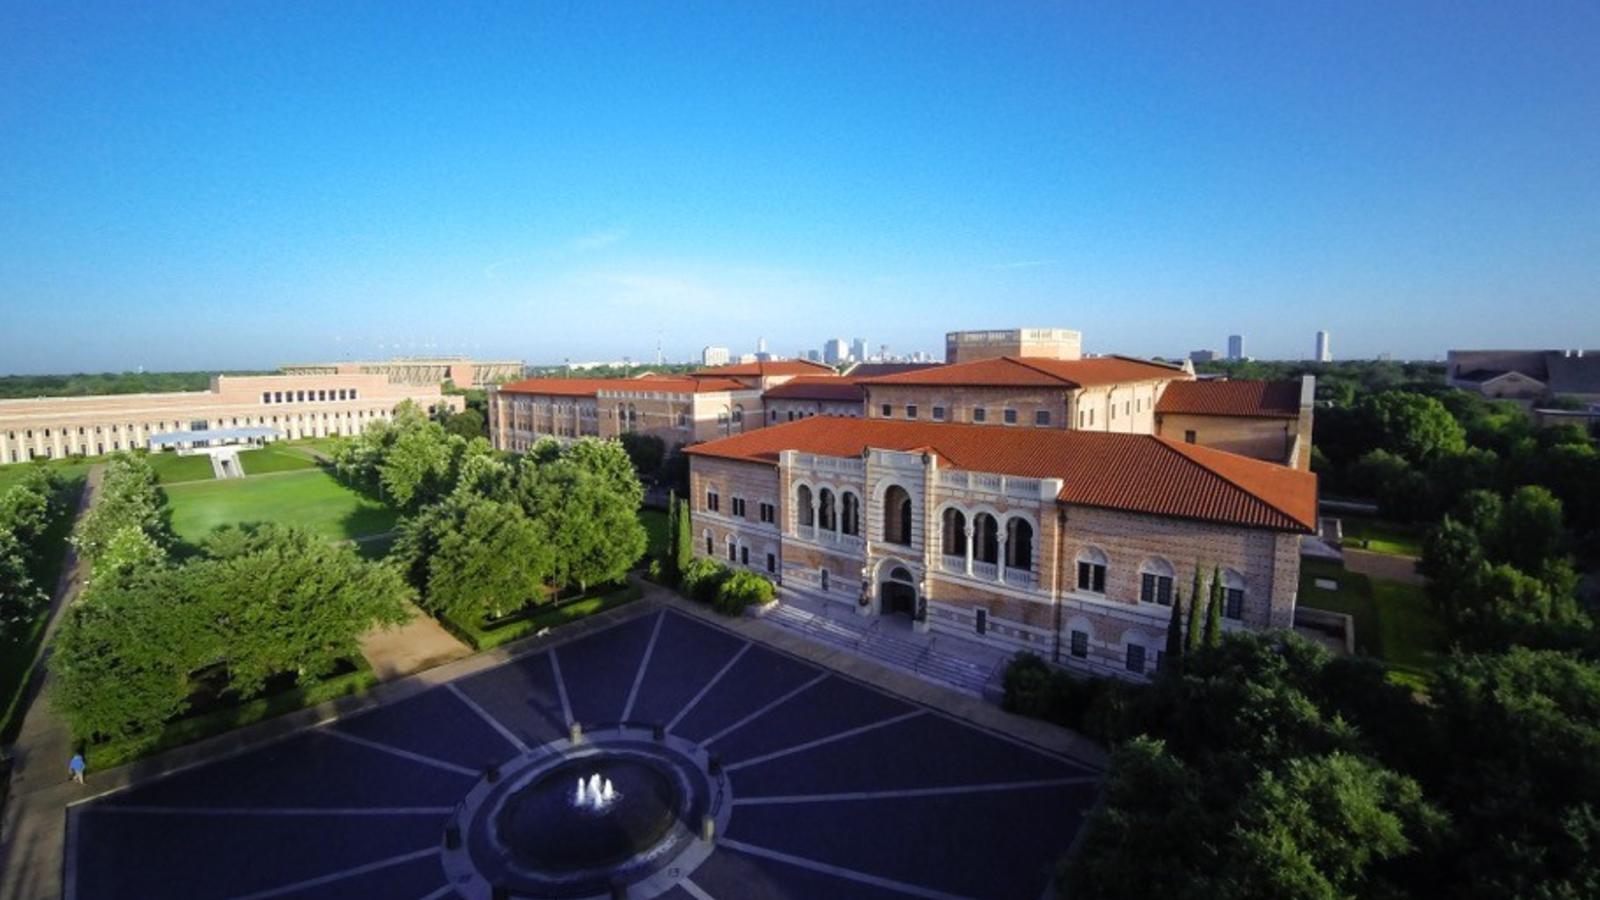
864, 385, 1071, 428
688, 456, 784, 577
1065, 381, 1166, 433
763, 398, 864, 424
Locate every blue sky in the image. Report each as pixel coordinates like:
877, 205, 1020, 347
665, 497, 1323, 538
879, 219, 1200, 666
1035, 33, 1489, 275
2, 2, 1597, 372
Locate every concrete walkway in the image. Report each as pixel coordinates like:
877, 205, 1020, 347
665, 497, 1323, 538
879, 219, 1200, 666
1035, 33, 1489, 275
0, 466, 102, 900
1344, 548, 1425, 586
357, 602, 470, 680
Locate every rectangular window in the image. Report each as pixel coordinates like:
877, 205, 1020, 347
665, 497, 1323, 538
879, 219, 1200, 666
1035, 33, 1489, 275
1184, 430, 1197, 444
262, 392, 271, 404
728, 541, 737, 562
706, 535, 714, 555
766, 553, 776, 573
770, 409, 778, 422
1225, 588, 1245, 620
973, 407, 987, 423
1003, 408, 1017, 425
975, 608, 988, 635
274, 392, 284, 403
731, 497, 746, 517
1035, 410, 1050, 426
1070, 630, 1088, 658
1077, 561, 1106, 593
1126, 645, 1146, 674
351, 389, 358, 400
740, 546, 749, 565
905, 404, 918, 419
880, 403, 892, 417
932, 406, 946, 421
759, 502, 775, 524
1140, 573, 1174, 606
1125, 401, 1131, 416
707, 491, 720, 512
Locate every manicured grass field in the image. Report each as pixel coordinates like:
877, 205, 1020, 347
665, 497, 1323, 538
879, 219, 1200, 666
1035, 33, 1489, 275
1299, 558, 1443, 685
640, 507, 670, 562
163, 469, 398, 546
1339, 517, 1423, 557
0, 458, 96, 494
237, 444, 319, 475
147, 452, 215, 484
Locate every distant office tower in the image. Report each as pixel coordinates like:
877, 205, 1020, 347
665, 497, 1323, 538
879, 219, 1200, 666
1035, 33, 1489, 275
945, 328, 1082, 364
1315, 331, 1331, 362
823, 338, 848, 365
701, 346, 730, 367
805, 349, 822, 362
850, 337, 869, 362
1228, 335, 1244, 361
1189, 349, 1217, 364
756, 337, 768, 354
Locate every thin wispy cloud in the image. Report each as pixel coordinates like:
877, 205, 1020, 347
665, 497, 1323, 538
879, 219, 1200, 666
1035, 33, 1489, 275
570, 227, 630, 253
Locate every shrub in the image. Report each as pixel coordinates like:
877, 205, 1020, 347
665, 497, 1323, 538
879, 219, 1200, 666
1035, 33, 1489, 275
680, 557, 730, 604
714, 569, 774, 616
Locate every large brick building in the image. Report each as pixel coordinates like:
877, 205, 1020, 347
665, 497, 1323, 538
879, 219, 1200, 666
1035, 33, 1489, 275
0, 374, 460, 464
685, 417, 1316, 679
280, 356, 524, 387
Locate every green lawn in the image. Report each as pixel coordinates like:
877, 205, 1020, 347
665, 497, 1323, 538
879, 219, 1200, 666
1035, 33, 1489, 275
0, 458, 97, 494
640, 508, 670, 563
440, 583, 643, 651
237, 444, 319, 475
147, 452, 215, 484
163, 469, 397, 546
1300, 558, 1443, 685
1340, 517, 1423, 557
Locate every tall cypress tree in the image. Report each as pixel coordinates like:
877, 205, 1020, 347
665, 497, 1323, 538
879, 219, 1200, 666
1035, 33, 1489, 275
1203, 566, 1223, 648
1165, 587, 1185, 664
1185, 564, 1204, 652
672, 496, 694, 586
663, 490, 679, 579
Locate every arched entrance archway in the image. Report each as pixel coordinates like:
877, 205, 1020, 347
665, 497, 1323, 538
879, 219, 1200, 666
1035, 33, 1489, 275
880, 565, 917, 618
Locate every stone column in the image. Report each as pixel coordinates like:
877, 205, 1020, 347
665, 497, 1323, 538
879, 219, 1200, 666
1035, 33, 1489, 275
997, 532, 1009, 584
964, 524, 975, 576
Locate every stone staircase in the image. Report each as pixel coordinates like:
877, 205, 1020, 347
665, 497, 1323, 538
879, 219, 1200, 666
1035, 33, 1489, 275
765, 602, 1002, 697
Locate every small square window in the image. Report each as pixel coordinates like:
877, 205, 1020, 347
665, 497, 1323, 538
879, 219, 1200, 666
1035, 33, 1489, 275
1035, 410, 1050, 426
906, 405, 918, 419
973, 408, 987, 423
880, 404, 892, 417
932, 406, 946, 421
1126, 645, 1146, 674
1003, 409, 1017, 425
1184, 430, 1197, 444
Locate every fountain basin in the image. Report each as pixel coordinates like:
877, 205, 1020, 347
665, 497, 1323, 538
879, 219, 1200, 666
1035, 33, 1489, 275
496, 756, 681, 873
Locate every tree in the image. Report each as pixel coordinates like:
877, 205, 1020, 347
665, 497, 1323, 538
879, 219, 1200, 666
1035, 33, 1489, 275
673, 495, 694, 585
72, 454, 168, 567
563, 438, 646, 510
715, 570, 774, 615
1165, 588, 1185, 664
619, 433, 666, 479
442, 407, 486, 440
0, 528, 45, 641
1203, 567, 1222, 649
1446, 562, 1588, 651
1185, 564, 1204, 652
519, 459, 646, 595
662, 491, 680, 582
1362, 391, 1467, 465
1493, 485, 1566, 572
1423, 650, 1600, 897
422, 497, 553, 622
378, 418, 457, 511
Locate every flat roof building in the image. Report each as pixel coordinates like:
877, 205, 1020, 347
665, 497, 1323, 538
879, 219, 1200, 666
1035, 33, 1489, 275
945, 328, 1082, 364
0, 374, 460, 465
279, 357, 522, 387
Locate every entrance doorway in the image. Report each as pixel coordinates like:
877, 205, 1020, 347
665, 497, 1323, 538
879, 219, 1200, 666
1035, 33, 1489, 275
880, 566, 917, 617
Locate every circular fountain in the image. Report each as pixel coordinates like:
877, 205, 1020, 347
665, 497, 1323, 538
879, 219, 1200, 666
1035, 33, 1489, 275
440, 726, 729, 899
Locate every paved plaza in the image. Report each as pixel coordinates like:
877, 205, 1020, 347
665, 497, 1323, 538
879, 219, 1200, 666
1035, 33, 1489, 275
67, 607, 1102, 899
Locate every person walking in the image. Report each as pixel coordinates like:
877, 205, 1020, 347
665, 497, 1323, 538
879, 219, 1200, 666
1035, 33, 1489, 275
68, 752, 85, 785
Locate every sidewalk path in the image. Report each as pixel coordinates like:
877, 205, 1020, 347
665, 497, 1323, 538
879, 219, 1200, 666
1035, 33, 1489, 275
1343, 548, 1425, 586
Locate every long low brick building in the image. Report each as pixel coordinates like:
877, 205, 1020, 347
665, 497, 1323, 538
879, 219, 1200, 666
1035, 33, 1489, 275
685, 416, 1316, 679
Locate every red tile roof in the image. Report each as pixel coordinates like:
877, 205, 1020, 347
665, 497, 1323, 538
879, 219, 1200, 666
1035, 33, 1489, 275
762, 376, 864, 402
858, 356, 1187, 389
499, 376, 750, 396
685, 417, 1316, 532
1156, 380, 1301, 418
691, 359, 836, 378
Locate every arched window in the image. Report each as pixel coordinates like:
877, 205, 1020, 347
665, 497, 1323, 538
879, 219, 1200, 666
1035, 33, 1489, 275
1223, 570, 1246, 620
732, 405, 744, 426
818, 488, 837, 531
1076, 547, 1108, 593
727, 537, 737, 562
796, 485, 814, 527
941, 508, 967, 556
705, 531, 714, 556
1005, 518, 1034, 571
974, 513, 1000, 564
883, 485, 913, 545
889, 566, 914, 583
841, 492, 860, 536
1139, 558, 1175, 606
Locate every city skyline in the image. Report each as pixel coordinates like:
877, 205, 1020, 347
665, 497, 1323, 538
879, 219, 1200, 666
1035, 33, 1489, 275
3, 3, 1599, 374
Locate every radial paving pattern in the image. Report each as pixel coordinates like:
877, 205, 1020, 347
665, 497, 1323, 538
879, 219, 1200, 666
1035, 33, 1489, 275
68, 609, 1101, 899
